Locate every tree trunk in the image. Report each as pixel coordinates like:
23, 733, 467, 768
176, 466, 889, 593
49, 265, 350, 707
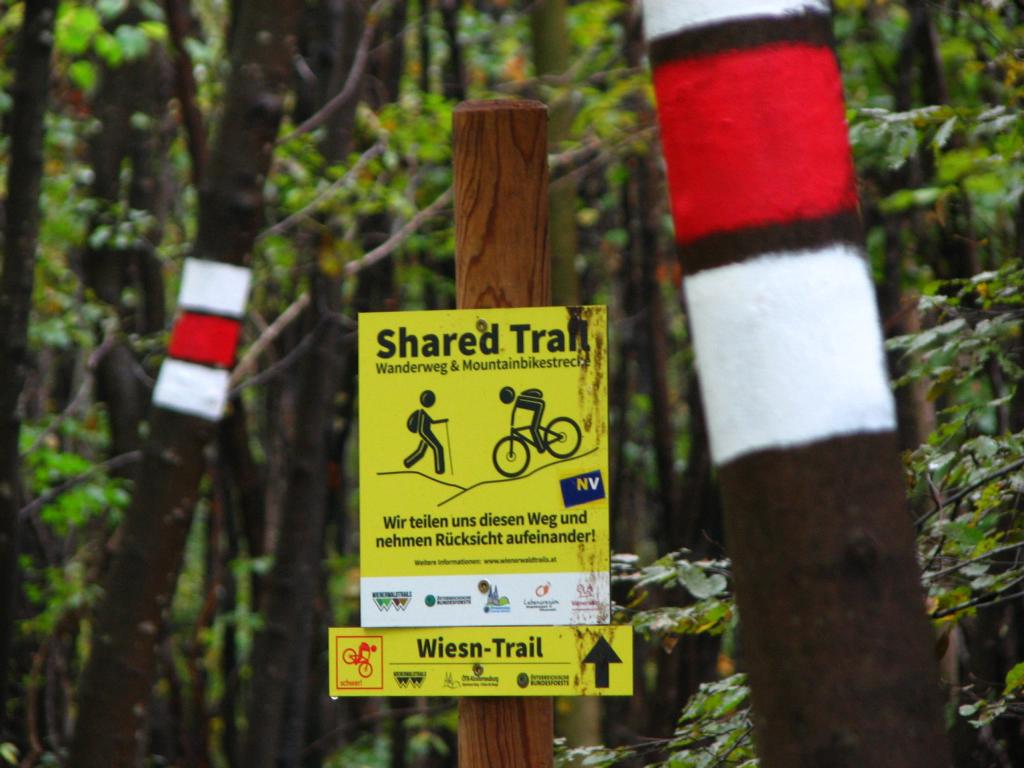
645, 4, 950, 765
439, 0, 466, 101
66, 2, 304, 765
164, 0, 208, 182
0, 0, 58, 736
84, 8, 172, 463
242, 272, 343, 768
245, 5, 367, 761
531, 0, 578, 306
530, 4, 599, 752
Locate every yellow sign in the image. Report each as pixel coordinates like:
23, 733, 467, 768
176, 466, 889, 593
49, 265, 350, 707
358, 307, 609, 627
328, 626, 632, 697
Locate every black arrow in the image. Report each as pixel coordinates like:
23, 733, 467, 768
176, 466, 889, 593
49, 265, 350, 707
582, 636, 622, 689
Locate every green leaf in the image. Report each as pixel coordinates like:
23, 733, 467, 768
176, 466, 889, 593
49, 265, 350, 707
677, 562, 728, 600
68, 60, 97, 91
115, 25, 150, 61
932, 116, 957, 152
964, 172, 1005, 196
0, 743, 18, 765
138, 20, 168, 42
97, 0, 128, 19
937, 147, 991, 184
1004, 662, 1024, 695
884, 124, 921, 170
57, 5, 100, 55
94, 31, 125, 66
879, 186, 943, 214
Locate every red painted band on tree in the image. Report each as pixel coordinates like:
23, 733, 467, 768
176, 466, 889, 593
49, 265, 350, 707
167, 312, 243, 368
652, 44, 856, 260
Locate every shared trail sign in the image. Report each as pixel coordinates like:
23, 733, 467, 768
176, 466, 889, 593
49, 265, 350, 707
358, 305, 611, 628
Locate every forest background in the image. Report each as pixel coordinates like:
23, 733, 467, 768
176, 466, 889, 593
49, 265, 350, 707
1, 0, 1024, 766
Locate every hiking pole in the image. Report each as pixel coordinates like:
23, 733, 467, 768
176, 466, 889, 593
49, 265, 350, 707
443, 420, 454, 476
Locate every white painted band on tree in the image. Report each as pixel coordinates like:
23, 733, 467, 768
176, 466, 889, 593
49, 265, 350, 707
683, 244, 896, 466
179, 258, 252, 318
152, 359, 231, 421
642, 0, 829, 41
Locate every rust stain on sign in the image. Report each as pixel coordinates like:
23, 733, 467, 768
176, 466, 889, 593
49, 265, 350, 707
568, 305, 606, 442
567, 306, 609, 584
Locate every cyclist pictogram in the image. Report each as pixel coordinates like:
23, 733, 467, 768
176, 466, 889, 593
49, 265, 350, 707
342, 641, 378, 678
492, 386, 582, 477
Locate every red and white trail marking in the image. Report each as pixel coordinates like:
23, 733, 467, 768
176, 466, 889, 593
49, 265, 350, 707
643, 3, 949, 765
644, 0, 895, 465
152, 258, 251, 420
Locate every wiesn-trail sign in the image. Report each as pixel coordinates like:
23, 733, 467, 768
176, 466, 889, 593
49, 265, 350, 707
328, 626, 632, 697
358, 305, 610, 627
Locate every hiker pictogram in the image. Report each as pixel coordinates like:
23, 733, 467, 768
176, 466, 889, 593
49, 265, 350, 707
404, 390, 449, 474
492, 386, 582, 478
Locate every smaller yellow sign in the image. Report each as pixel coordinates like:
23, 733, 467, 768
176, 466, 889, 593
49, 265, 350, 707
328, 625, 632, 697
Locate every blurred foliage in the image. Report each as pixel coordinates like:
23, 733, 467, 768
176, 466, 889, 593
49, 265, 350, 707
3, 0, 1024, 765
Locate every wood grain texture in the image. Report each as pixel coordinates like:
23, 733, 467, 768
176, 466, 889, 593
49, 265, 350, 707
454, 99, 554, 768
459, 697, 554, 768
454, 100, 550, 309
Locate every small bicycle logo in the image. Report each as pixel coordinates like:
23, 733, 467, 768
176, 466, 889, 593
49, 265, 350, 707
492, 387, 582, 478
342, 641, 377, 678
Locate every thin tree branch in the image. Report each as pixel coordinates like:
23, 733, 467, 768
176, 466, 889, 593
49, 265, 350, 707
163, 0, 207, 183
930, 573, 1024, 619
21, 327, 119, 458
343, 185, 453, 277
549, 126, 659, 185
257, 141, 385, 241
925, 540, 1024, 582
229, 293, 311, 388
278, 0, 391, 145
494, 62, 644, 94
18, 645, 47, 768
19, 451, 143, 522
710, 725, 754, 768
916, 456, 1024, 528
229, 323, 324, 396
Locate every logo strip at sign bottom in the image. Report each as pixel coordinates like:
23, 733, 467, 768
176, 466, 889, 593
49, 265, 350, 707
329, 625, 632, 697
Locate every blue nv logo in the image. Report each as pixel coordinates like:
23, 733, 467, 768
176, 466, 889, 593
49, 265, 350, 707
560, 470, 605, 508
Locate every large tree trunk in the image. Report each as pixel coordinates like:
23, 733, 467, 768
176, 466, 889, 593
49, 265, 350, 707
66, 2, 304, 765
644, 4, 950, 765
0, 0, 59, 737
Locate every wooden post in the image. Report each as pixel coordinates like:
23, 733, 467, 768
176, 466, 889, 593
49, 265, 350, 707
453, 100, 553, 768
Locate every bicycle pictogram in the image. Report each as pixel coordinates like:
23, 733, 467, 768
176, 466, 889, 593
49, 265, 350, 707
492, 386, 582, 478
342, 641, 378, 678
